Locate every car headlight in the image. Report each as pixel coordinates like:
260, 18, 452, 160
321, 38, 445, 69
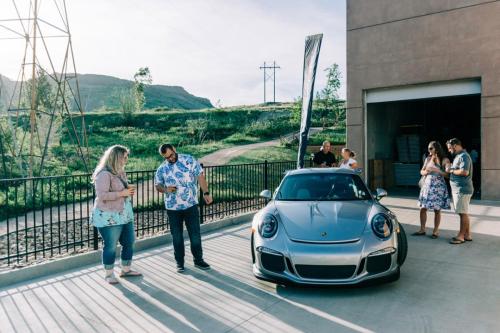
258, 214, 278, 238
371, 213, 393, 239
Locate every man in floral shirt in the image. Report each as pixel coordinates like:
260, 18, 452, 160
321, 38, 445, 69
155, 143, 213, 272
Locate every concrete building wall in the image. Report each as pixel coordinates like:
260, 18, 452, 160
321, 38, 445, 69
346, 0, 500, 200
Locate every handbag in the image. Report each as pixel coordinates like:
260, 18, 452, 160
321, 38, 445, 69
418, 175, 426, 188
418, 157, 430, 188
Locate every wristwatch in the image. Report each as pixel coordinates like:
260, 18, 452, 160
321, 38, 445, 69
203, 191, 210, 196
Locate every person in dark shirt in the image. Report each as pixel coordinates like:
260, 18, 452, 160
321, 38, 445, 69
313, 141, 337, 167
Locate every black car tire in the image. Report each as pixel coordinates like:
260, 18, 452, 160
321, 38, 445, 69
397, 223, 408, 266
251, 233, 256, 264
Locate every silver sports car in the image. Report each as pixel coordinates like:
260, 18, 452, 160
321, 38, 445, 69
251, 168, 407, 285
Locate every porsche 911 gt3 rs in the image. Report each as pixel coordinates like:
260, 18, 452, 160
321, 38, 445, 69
251, 168, 408, 285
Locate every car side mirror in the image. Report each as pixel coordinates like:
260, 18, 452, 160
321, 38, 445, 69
374, 188, 387, 200
260, 189, 272, 199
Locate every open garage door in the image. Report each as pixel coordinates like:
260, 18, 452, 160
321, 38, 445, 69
365, 80, 481, 198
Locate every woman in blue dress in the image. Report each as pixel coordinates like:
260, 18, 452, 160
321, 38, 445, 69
414, 141, 451, 239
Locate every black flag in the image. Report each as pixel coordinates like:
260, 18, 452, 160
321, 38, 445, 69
297, 34, 323, 169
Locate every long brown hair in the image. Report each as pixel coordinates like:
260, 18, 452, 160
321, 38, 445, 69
428, 141, 446, 164
92, 145, 129, 182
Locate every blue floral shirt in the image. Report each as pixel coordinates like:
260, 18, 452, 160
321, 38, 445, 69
155, 153, 203, 211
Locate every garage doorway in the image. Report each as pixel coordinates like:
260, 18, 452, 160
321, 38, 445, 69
366, 94, 481, 198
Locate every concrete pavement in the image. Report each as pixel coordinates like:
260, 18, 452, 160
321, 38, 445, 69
1, 196, 500, 333
381, 194, 500, 237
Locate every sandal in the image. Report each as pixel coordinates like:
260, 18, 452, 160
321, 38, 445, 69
430, 234, 439, 239
412, 231, 426, 236
465, 238, 473, 242
450, 238, 465, 244
120, 269, 142, 277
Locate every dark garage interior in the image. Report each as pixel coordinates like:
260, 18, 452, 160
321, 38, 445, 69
367, 94, 481, 198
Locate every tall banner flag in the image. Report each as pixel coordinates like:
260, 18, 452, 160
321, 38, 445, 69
297, 34, 323, 169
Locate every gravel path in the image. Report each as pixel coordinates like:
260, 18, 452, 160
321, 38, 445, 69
199, 127, 322, 166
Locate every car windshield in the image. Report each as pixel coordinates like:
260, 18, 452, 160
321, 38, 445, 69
276, 173, 372, 201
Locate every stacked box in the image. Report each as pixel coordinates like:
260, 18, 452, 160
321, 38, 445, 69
397, 135, 421, 163
393, 163, 420, 186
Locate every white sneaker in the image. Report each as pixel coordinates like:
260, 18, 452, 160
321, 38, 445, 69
105, 273, 119, 284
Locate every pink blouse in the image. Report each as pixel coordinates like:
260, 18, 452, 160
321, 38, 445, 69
93, 170, 128, 212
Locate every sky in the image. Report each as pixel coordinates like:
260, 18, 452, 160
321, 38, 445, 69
0, 0, 346, 107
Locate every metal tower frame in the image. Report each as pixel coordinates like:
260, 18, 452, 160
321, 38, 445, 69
0, 0, 89, 178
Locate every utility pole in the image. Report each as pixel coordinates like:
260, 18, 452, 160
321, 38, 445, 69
261, 61, 266, 103
259, 61, 280, 103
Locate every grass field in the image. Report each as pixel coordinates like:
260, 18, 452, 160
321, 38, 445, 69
227, 127, 346, 164
49, 103, 298, 175
1, 102, 346, 178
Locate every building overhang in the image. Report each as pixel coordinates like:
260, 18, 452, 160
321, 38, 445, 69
365, 79, 481, 104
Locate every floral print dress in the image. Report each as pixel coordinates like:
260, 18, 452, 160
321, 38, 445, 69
90, 170, 135, 228
418, 158, 451, 210
90, 198, 134, 228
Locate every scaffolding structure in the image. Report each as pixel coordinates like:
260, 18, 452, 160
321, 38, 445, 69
0, 0, 89, 179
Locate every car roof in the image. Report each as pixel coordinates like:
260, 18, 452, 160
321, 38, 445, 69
285, 168, 357, 176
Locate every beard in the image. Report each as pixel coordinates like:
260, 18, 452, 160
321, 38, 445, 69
168, 153, 178, 164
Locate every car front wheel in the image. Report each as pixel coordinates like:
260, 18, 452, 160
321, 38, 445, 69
397, 223, 408, 266
251, 233, 256, 264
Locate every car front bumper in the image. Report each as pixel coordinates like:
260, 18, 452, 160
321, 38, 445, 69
252, 231, 400, 285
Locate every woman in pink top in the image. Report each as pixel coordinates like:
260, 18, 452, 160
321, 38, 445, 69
90, 145, 141, 284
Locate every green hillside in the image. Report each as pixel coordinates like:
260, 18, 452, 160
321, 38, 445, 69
50, 103, 299, 174
1, 94, 346, 177
73, 74, 213, 110
0, 73, 213, 111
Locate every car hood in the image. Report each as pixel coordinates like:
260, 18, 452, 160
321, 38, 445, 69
275, 200, 373, 242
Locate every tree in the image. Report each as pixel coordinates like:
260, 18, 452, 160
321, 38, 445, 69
291, 96, 302, 126
317, 63, 344, 128
214, 99, 223, 109
117, 87, 136, 125
133, 67, 152, 112
23, 71, 55, 112
186, 118, 209, 144
114, 67, 152, 124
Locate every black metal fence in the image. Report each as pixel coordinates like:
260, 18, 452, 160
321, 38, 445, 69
0, 160, 304, 267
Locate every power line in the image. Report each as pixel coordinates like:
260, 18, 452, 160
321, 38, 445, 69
259, 61, 280, 103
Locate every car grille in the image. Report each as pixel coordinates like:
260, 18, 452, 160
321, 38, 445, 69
366, 253, 392, 274
295, 264, 356, 279
261, 252, 285, 273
